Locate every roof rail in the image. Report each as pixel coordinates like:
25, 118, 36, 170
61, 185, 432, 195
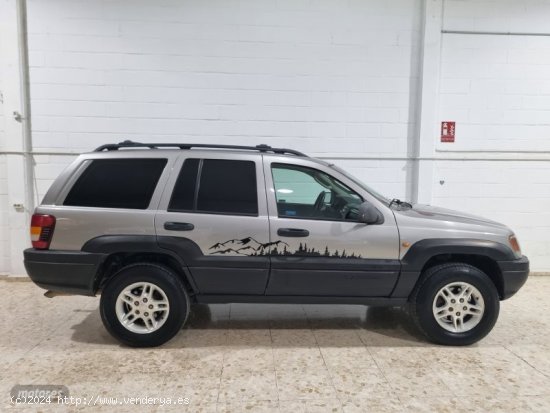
94, 140, 307, 157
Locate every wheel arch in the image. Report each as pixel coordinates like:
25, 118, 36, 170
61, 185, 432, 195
392, 238, 516, 300
418, 253, 503, 299
82, 235, 199, 296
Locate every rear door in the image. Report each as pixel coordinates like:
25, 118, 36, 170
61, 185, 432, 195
155, 152, 270, 295
263, 157, 400, 297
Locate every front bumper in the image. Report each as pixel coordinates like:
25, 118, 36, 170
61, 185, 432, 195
497, 255, 529, 300
23, 249, 106, 296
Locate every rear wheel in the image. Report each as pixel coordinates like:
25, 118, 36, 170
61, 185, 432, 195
100, 263, 189, 347
409, 263, 500, 346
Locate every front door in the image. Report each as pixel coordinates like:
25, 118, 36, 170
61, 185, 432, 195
155, 153, 270, 295
263, 159, 400, 297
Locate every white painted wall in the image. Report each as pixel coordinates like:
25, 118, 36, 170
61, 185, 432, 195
25, 0, 421, 202
0, 50, 7, 274
435, 0, 550, 271
0, 158, 6, 276
0, 0, 548, 273
0, 0, 23, 275
438, 35, 550, 152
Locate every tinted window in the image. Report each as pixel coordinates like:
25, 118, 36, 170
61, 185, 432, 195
168, 158, 199, 211
64, 158, 167, 209
198, 160, 258, 215
272, 163, 362, 221
169, 159, 258, 215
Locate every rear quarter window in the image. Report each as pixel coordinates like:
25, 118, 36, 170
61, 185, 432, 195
64, 158, 167, 209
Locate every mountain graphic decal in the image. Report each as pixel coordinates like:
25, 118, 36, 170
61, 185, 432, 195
208, 237, 362, 258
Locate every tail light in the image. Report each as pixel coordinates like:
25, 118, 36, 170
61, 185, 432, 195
31, 214, 56, 249
508, 234, 521, 256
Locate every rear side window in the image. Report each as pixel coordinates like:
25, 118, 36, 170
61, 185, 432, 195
168, 158, 199, 212
64, 158, 167, 209
168, 159, 258, 215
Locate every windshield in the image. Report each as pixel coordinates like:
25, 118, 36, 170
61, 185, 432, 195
329, 164, 391, 205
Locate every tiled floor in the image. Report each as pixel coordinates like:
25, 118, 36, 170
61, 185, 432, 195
1, 276, 549, 412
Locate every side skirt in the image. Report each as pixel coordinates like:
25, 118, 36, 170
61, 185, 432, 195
195, 295, 407, 306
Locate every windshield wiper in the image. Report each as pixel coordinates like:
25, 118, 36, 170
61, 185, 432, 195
389, 198, 413, 209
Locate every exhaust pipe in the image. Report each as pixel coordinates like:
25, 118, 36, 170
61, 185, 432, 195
44, 290, 74, 298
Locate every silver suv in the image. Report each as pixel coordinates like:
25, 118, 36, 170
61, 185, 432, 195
24, 141, 529, 347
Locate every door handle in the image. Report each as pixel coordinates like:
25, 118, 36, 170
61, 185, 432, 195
277, 228, 309, 237
164, 222, 194, 231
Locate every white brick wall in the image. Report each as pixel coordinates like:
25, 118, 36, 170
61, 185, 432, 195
438, 34, 550, 152
0, 60, 8, 273
440, 0, 550, 153
0, 154, 7, 274
432, 161, 550, 270
33, 154, 78, 201
444, 0, 550, 33
435, 0, 550, 271
1, 0, 549, 273
26, 0, 420, 166
23, 0, 422, 209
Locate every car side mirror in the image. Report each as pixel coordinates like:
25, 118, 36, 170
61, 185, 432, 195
357, 201, 384, 225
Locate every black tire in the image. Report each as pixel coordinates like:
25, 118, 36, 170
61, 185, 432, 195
409, 263, 500, 346
100, 263, 190, 347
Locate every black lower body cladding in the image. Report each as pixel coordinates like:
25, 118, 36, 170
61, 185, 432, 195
23, 248, 105, 295
497, 256, 529, 299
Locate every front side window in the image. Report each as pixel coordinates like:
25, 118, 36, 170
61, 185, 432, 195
169, 159, 258, 215
64, 158, 167, 209
272, 163, 362, 221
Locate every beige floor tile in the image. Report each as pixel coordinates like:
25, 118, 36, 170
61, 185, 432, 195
382, 367, 453, 398
358, 328, 425, 348
273, 347, 326, 372
186, 303, 231, 325
222, 347, 274, 372
464, 396, 535, 413
320, 346, 378, 371
155, 402, 218, 412
218, 369, 277, 402
524, 395, 550, 413
224, 329, 272, 346
270, 329, 317, 347
313, 329, 363, 346
506, 344, 550, 377
3, 353, 73, 386
0, 345, 33, 370
438, 363, 550, 397
55, 399, 216, 413
280, 399, 343, 412
424, 345, 526, 370
217, 400, 279, 413
170, 328, 230, 348
65, 374, 220, 405
366, 346, 436, 369
399, 396, 474, 413
160, 348, 225, 377
33, 302, 116, 354
276, 368, 336, 401
2, 277, 550, 413
328, 367, 393, 401
342, 397, 403, 413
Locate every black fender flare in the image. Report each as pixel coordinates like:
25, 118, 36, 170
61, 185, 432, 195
82, 235, 201, 292
391, 238, 516, 298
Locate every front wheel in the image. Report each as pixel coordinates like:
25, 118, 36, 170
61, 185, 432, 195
409, 263, 500, 346
100, 263, 190, 347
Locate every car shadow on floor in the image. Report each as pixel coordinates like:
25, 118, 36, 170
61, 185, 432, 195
70, 303, 425, 347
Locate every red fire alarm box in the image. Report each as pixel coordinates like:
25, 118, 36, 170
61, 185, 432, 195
441, 121, 455, 142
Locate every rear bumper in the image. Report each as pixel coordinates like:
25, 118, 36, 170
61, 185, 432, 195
23, 249, 106, 296
498, 255, 529, 300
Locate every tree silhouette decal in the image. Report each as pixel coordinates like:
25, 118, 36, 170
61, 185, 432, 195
208, 237, 362, 258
